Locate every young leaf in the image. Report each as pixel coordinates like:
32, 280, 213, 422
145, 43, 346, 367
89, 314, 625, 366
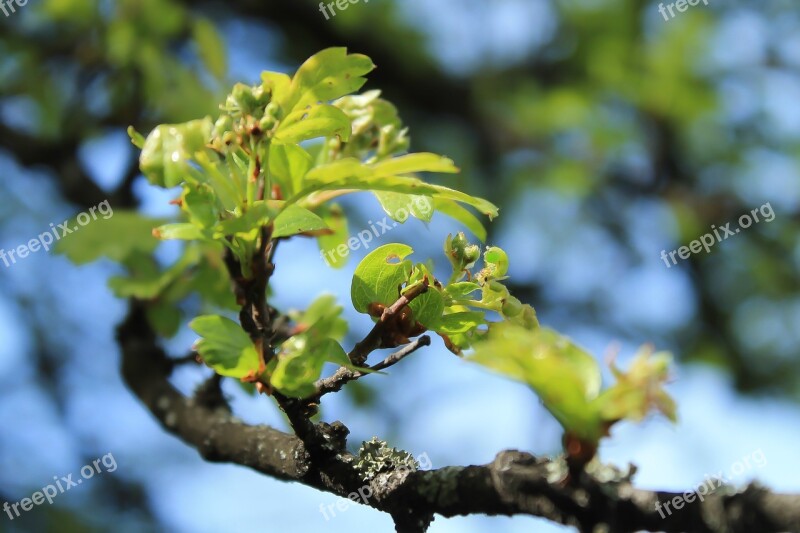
214, 201, 277, 236
190, 315, 261, 379
54, 211, 162, 264
433, 198, 487, 242
284, 48, 375, 113
404, 264, 445, 327
261, 71, 292, 106
153, 223, 206, 241
182, 184, 218, 228
289, 294, 348, 341
371, 153, 459, 177
271, 338, 366, 398
317, 204, 350, 268
269, 143, 312, 197
108, 246, 200, 299
272, 205, 328, 238
296, 159, 499, 219
469, 325, 604, 441
274, 103, 352, 144
425, 183, 499, 220
351, 244, 413, 314
445, 282, 482, 300
594, 348, 677, 424
432, 311, 486, 335
372, 192, 435, 223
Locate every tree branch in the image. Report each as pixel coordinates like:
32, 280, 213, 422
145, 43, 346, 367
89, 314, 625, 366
116, 304, 800, 533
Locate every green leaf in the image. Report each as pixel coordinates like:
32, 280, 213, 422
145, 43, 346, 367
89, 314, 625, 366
433, 198, 487, 242
153, 223, 206, 241
139, 118, 213, 188
304, 158, 371, 183
594, 349, 677, 424
190, 315, 261, 379
371, 153, 459, 177
373, 192, 434, 223
54, 211, 162, 264
469, 325, 603, 441
261, 71, 292, 108
289, 294, 348, 341
272, 338, 367, 398
351, 244, 413, 314
269, 143, 312, 197
300, 165, 437, 200
432, 311, 485, 334
284, 47, 375, 113
274, 103, 352, 144
404, 264, 445, 327
445, 281, 482, 300
192, 151, 244, 210
272, 205, 328, 238
108, 246, 201, 299
426, 183, 499, 220
295, 159, 499, 219
215, 201, 278, 236
317, 203, 349, 269
182, 184, 218, 228
193, 18, 226, 79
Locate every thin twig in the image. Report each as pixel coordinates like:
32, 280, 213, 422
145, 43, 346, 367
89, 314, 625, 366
312, 335, 432, 400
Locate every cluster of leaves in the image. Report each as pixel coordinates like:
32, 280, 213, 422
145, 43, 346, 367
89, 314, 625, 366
349, 234, 537, 354
122, 47, 498, 395
56, 47, 676, 460
350, 235, 675, 453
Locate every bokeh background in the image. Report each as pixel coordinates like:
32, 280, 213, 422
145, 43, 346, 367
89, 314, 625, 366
2, 0, 800, 531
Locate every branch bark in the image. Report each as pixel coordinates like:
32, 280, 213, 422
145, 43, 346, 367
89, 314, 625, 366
117, 304, 800, 533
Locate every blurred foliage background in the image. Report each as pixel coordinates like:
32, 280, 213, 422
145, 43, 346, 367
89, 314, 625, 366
1, 0, 799, 532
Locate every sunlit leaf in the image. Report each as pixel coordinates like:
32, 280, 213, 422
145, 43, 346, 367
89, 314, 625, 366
269, 143, 312, 197
274, 103, 352, 144
284, 47, 375, 113
272, 205, 328, 238
190, 315, 261, 379
370, 153, 459, 177
351, 244, 413, 314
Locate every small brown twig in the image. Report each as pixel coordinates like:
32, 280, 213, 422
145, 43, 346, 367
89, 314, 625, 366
311, 335, 432, 401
